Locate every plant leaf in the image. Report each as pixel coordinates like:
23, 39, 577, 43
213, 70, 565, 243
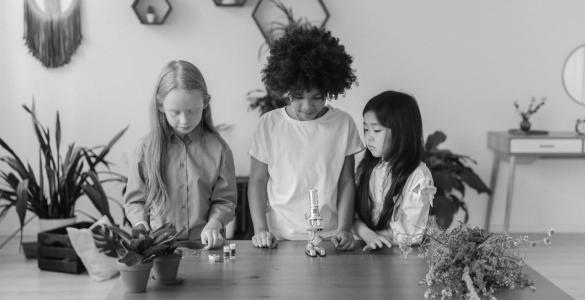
91, 225, 120, 258
425, 131, 446, 152
109, 226, 133, 243
119, 251, 144, 266
15, 180, 29, 233
88, 126, 128, 169
458, 167, 491, 194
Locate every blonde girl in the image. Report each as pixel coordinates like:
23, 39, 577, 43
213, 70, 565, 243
125, 60, 236, 250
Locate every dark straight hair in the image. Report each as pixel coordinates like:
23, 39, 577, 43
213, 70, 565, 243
356, 91, 424, 230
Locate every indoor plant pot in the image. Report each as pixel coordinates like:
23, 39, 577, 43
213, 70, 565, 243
0, 101, 128, 251
117, 261, 153, 293
92, 223, 183, 292
38, 216, 77, 232
152, 252, 182, 285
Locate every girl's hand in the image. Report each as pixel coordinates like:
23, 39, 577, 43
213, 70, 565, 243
201, 228, 224, 250
252, 231, 278, 248
201, 219, 225, 250
332, 230, 355, 251
362, 233, 392, 251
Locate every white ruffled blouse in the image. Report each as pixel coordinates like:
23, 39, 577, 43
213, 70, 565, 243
368, 162, 436, 245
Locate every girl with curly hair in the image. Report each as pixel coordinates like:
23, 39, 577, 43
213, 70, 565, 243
248, 26, 363, 250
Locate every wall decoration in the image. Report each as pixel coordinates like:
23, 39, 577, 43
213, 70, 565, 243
132, 0, 172, 25
252, 0, 329, 45
562, 44, 585, 106
213, 0, 247, 7
24, 0, 82, 68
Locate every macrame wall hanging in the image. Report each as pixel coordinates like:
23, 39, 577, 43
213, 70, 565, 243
24, 0, 82, 68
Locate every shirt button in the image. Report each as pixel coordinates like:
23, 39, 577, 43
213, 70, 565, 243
179, 162, 185, 168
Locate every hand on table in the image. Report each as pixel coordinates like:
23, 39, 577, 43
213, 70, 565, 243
251, 231, 278, 248
362, 231, 392, 251
331, 230, 355, 251
201, 219, 225, 250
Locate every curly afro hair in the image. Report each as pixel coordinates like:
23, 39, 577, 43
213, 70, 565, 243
261, 26, 357, 100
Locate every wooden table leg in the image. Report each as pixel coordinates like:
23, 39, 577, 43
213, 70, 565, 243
503, 155, 516, 233
484, 152, 500, 232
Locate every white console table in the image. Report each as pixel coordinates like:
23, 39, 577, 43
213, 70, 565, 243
485, 131, 585, 232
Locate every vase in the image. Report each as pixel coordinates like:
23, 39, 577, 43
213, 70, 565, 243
520, 118, 531, 132
146, 13, 155, 24
152, 253, 182, 285
117, 261, 153, 293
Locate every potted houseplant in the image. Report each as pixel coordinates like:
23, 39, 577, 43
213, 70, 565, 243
0, 101, 128, 246
423, 131, 491, 229
92, 223, 183, 292
513, 96, 546, 132
145, 5, 156, 24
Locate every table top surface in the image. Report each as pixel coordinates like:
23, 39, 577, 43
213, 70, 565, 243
105, 240, 573, 300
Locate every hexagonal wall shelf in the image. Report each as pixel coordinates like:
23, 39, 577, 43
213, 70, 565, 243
252, 0, 329, 45
213, 0, 247, 7
132, 0, 172, 25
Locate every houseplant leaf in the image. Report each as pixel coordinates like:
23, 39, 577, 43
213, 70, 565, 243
458, 167, 491, 194
91, 224, 120, 258
425, 131, 447, 152
15, 180, 30, 242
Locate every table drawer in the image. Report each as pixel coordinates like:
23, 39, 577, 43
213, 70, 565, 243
510, 139, 583, 153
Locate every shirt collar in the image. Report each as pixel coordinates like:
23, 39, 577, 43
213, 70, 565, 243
170, 125, 204, 144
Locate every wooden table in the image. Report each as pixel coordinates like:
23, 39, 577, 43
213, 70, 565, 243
486, 131, 585, 232
105, 241, 573, 299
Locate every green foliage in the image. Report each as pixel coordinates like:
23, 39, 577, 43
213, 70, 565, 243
0, 101, 128, 236
401, 222, 554, 299
423, 131, 491, 229
246, 88, 288, 116
91, 223, 182, 266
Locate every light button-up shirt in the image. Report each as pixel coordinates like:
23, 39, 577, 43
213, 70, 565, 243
124, 126, 237, 240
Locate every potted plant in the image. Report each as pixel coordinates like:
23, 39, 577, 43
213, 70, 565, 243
423, 131, 491, 229
513, 96, 546, 132
0, 101, 128, 246
92, 223, 183, 292
145, 5, 156, 24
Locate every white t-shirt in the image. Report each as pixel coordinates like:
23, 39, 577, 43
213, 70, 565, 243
249, 106, 364, 240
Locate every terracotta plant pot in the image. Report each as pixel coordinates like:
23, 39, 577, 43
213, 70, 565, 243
117, 261, 153, 293
153, 253, 182, 285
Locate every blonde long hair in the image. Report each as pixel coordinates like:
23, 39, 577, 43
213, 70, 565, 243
143, 60, 217, 215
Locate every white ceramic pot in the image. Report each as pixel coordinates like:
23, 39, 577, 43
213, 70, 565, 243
38, 216, 77, 232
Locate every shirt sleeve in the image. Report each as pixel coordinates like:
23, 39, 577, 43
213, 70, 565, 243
345, 114, 365, 156
390, 170, 436, 246
124, 141, 148, 227
249, 114, 271, 164
208, 145, 237, 227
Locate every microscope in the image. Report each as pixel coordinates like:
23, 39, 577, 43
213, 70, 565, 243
305, 189, 326, 257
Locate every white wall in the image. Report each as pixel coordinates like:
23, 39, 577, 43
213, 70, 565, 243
1, 0, 585, 236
